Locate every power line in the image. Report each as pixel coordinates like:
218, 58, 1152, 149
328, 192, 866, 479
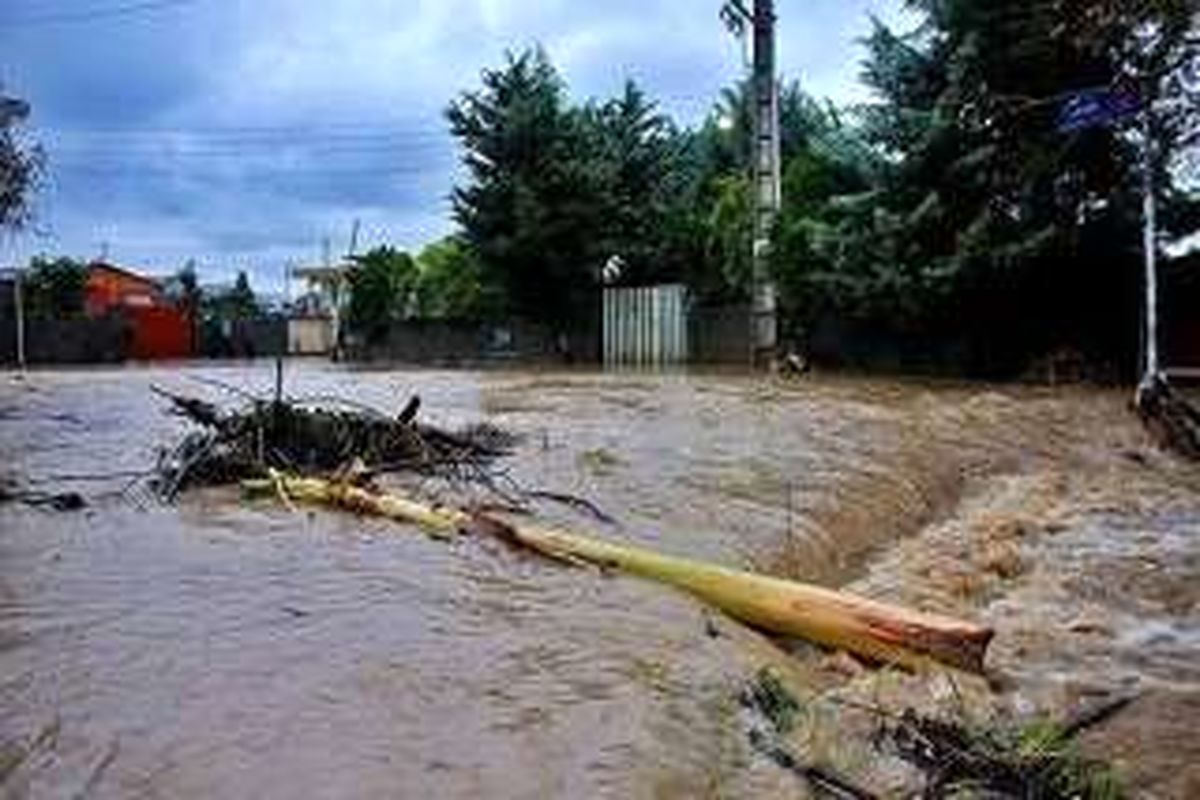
48, 163, 442, 178
42, 124, 448, 138
1, 0, 198, 27
47, 142, 452, 158
46, 132, 448, 143
48, 140, 452, 153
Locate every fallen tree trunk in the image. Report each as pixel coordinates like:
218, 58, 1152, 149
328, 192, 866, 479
246, 475, 994, 674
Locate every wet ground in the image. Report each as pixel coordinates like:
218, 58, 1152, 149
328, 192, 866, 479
1, 363, 1198, 798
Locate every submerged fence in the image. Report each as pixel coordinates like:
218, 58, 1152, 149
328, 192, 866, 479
602, 284, 689, 366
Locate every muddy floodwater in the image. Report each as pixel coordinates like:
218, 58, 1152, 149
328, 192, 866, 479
2, 364, 1199, 798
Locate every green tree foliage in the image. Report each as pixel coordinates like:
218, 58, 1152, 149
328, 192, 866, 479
449, 50, 708, 327
167, 261, 204, 351
23, 256, 87, 319
705, 175, 754, 294
227, 271, 259, 320
446, 49, 873, 321
666, 81, 874, 306
346, 246, 418, 341
0, 87, 41, 231
442, 22, 1196, 374
202, 269, 260, 323
414, 236, 502, 320
793, 0, 1199, 374
583, 80, 686, 286
448, 49, 604, 330
167, 261, 203, 313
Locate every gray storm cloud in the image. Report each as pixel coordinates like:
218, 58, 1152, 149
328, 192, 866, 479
0, 0, 911, 288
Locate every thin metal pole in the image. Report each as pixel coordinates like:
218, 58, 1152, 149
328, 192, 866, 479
1141, 110, 1159, 387
274, 355, 284, 404
14, 268, 25, 371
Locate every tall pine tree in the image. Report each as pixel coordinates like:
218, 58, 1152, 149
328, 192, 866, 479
447, 49, 605, 331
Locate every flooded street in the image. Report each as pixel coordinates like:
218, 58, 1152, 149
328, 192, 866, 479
2, 364, 1199, 797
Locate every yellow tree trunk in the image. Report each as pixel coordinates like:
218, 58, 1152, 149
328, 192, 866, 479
249, 475, 993, 673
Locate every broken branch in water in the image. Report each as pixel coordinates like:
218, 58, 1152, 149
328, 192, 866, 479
150, 386, 517, 499
524, 489, 617, 524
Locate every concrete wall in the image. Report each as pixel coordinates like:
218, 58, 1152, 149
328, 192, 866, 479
199, 317, 287, 359
806, 315, 970, 374
689, 304, 751, 365
288, 317, 334, 355
348, 319, 565, 365
0, 316, 127, 365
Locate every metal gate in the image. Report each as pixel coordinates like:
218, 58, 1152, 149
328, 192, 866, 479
602, 284, 688, 366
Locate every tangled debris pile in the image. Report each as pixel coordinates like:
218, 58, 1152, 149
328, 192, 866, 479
1136, 374, 1200, 460
875, 703, 1125, 799
738, 668, 1126, 799
151, 386, 517, 500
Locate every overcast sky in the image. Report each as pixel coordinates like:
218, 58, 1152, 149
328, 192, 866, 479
0, 0, 915, 290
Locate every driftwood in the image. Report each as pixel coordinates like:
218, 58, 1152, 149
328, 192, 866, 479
1135, 374, 1200, 459
244, 475, 995, 674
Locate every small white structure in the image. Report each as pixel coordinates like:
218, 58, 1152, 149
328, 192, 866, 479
287, 316, 335, 355
289, 262, 351, 356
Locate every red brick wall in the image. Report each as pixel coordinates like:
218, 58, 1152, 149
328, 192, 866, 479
126, 305, 192, 360
85, 265, 193, 359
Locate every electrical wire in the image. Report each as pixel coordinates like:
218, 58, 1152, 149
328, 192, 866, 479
1, 0, 198, 26
46, 165, 445, 182
48, 130, 450, 142
47, 145, 453, 161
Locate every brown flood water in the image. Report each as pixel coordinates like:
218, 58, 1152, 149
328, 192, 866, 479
1, 364, 1198, 798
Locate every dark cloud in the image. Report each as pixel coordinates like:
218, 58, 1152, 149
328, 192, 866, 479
1, 7, 211, 127
0, 0, 911, 290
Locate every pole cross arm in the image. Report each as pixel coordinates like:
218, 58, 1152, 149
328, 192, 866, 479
720, 0, 751, 35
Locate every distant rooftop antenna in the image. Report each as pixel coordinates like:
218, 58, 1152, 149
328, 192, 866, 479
347, 218, 361, 258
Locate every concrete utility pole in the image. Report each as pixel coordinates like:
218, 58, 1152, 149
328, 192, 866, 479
723, 0, 781, 365
751, 0, 781, 365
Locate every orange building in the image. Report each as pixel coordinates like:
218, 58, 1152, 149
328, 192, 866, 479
85, 262, 193, 360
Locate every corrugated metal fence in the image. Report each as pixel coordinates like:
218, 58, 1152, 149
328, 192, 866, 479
603, 284, 689, 366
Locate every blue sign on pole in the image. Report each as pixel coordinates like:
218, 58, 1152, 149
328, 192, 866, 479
1057, 88, 1143, 132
